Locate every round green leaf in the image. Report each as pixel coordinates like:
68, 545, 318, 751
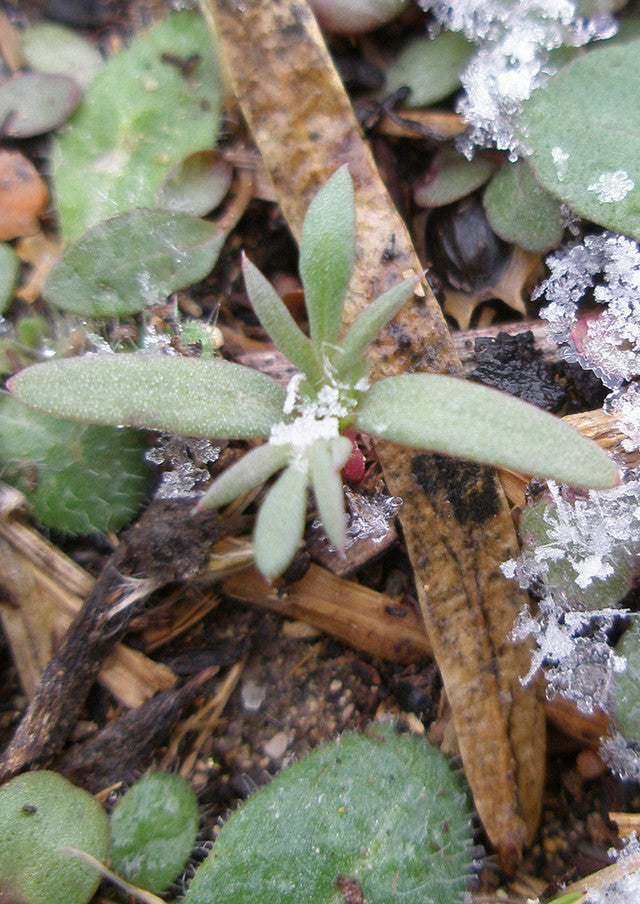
0, 770, 109, 904
44, 208, 226, 317
52, 10, 223, 243
157, 151, 233, 216
0, 241, 19, 314
483, 159, 564, 253
8, 354, 286, 440
0, 395, 153, 533
0, 72, 81, 137
413, 146, 496, 208
355, 374, 619, 490
517, 40, 640, 239
614, 618, 640, 743
21, 22, 103, 88
382, 32, 474, 108
110, 773, 199, 894
183, 722, 472, 904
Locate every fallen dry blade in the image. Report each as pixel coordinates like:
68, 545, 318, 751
200, 0, 545, 864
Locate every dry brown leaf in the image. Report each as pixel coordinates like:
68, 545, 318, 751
14, 231, 63, 303
200, 0, 545, 867
0, 149, 49, 241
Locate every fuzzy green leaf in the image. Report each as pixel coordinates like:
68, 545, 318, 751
0, 395, 152, 533
0, 242, 19, 314
8, 354, 286, 440
614, 617, 640, 743
156, 151, 232, 217
309, 437, 351, 551
382, 32, 474, 109
44, 208, 226, 317
21, 22, 103, 88
110, 773, 199, 895
254, 463, 308, 579
355, 374, 618, 489
414, 146, 496, 208
300, 166, 355, 349
333, 275, 419, 377
198, 442, 290, 510
0, 72, 81, 138
483, 159, 564, 254
182, 721, 472, 904
0, 771, 109, 904
52, 10, 223, 242
242, 253, 323, 382
516, 39, 640, 239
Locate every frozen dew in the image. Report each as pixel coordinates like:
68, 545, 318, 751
535, 232, 640, 388
311, 487, 402, 551
146, 434, 221, 499
587, 171, 635, 204
586, 868, 640, 904
420, 0, 617, 156
551, 145, 569, 181
600, 731, 640, 783
512, 597, 627, 712
606, 383, 640, 453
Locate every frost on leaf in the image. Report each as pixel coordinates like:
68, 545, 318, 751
420, 0, 617, 157
512, 598, 626, 713
312, 487, 402, 551
605, 383, 640, 453
146, 435, 221, 499
535, 232, 640, 388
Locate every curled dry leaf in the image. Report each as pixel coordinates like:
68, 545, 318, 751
0, 150, 49, 241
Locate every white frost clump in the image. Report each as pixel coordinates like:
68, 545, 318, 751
512, 598, 626, 712
535, 232, 640, 389
587, 170, 635, 204
419, 0, 617, 156
146, 435, 221, 498
606, 383, 640, 453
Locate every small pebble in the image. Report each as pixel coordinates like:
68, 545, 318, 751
263, 731, 293, 760
240, 679, 266, 714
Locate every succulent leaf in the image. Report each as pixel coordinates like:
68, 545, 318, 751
242, 253, 323, 382
253, 463, 308, 579
198, 441, 291, 510
8, 354, 286, 440
309, 436, 351, 551
333, 274, 420, 377
355, 374, 618, 490
299, 165, 355, 348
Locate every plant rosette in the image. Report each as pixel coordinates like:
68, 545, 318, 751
9, 167, 618, 579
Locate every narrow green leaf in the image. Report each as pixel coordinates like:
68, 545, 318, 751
44, 208, 226, 317
483, 159, 564, 254
8, 354, 286, 440
333, 275, 419, 377
198, 442, 290, 510
309, 437, 351, 551
242, 253, 323, 382
516, 39, 640, 239
52, 10, 223, 242
382, 32, 474, 109
299, 166, 355, 349
254, 464, 308, 579
355, 374, 619, 489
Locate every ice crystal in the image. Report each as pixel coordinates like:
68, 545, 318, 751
600, 731, 640, 782
420, 0, 617, 156
512, 598, 626, 712
503, 479, 640, 608
312, 487, 402, 551
535, 232, 640, 389
606, 383, 640, 453
587, 170, 635, 204
146, 435, 221, 499
586, 869, 640, 904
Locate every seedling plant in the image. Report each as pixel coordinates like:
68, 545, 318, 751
8, 166, 617, 578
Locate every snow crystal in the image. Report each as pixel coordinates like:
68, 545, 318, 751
535, 232, 640, 389
606, 383, 640, 453
312, 487, 402, 551
420, 0, 617, 156
551, 146, 570, 181
512, 598, 626, 712
587, 171, 635, 204
586, 869, 640, 904
600, 731, 640, 783
146, 435, 221, 499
